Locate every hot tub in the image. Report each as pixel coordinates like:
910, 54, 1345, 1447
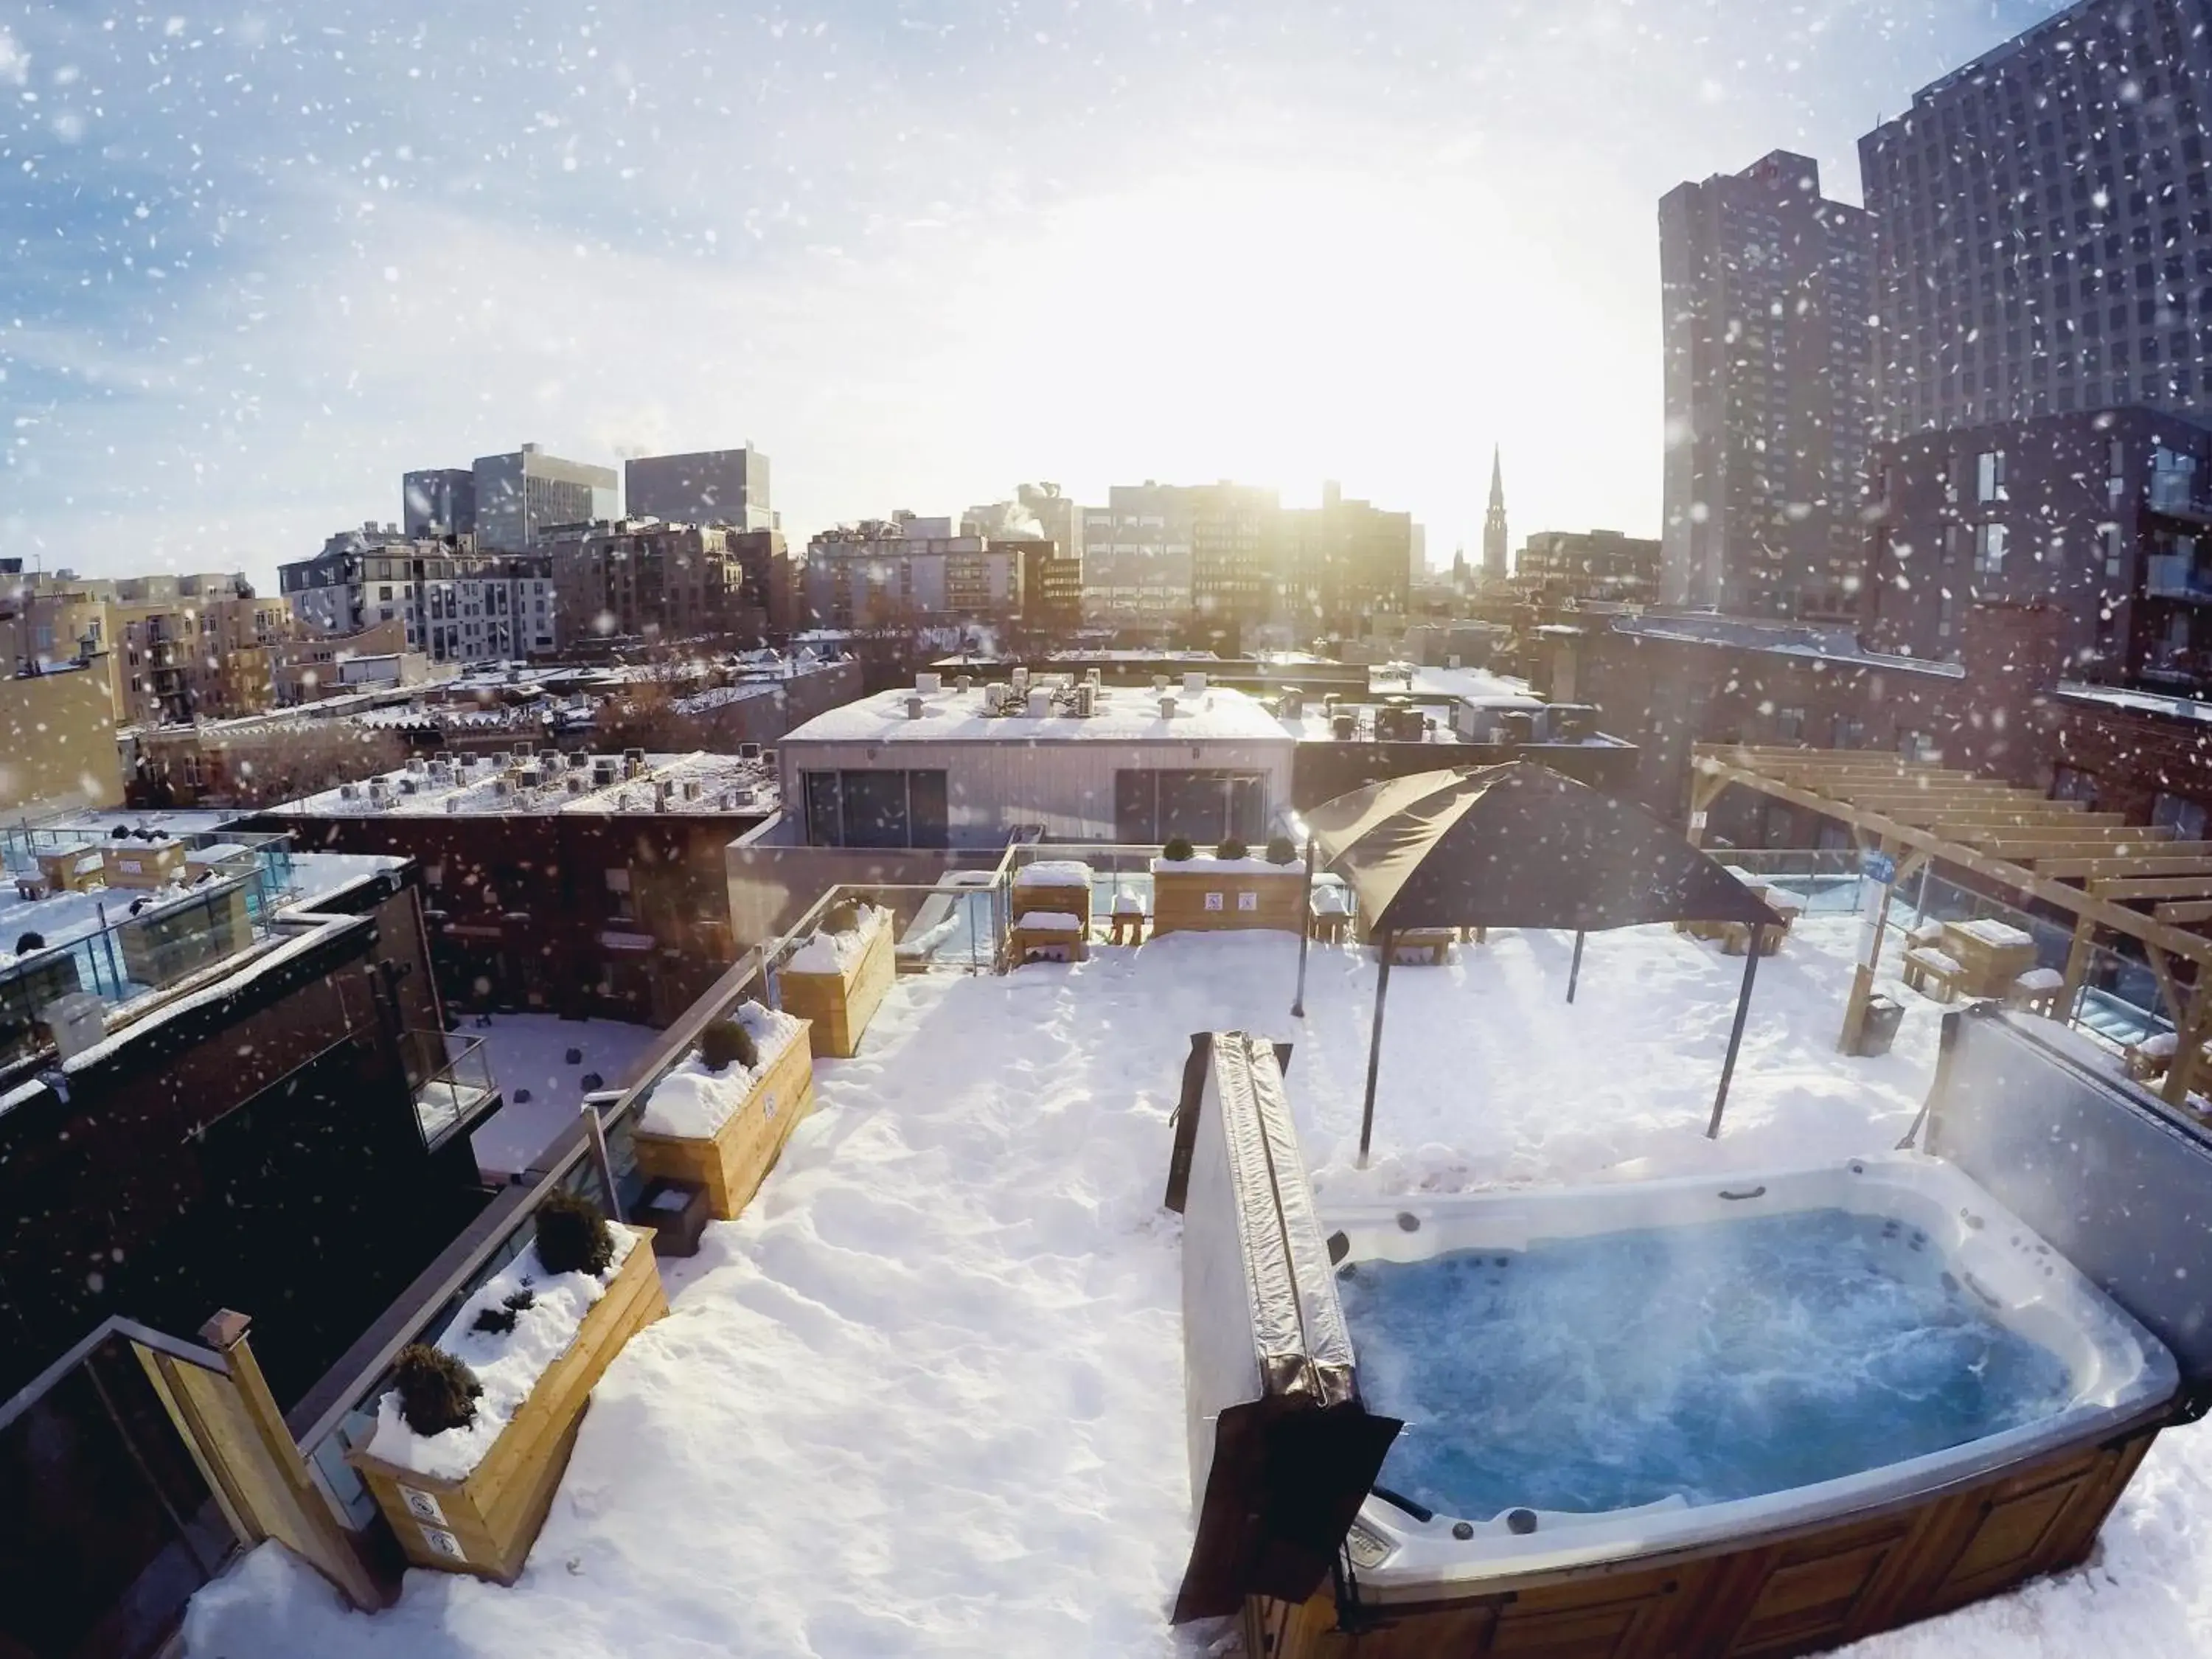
1325, 1155, 2177, 1608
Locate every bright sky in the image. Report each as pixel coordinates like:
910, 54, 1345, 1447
0, 1, 2062, 588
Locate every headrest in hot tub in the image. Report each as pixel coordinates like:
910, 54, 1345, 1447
1169, 1031, 1400, 1624
1924, 1004, 2212, 1417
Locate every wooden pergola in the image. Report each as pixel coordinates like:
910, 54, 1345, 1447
1690, 743, 2212, 1105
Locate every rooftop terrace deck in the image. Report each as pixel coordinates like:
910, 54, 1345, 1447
184, 917, 2212, 1657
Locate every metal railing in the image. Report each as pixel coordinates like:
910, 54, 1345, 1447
400, 1028, 497, 1150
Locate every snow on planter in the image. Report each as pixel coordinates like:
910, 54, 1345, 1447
632, 1002, 817, 1218
1012, 859, 1096, 890
347, 1217, 667, 1582
781, 905, 895, 1058
364, 1225, 645, 1482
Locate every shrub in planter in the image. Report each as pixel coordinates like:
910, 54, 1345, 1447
1265, 835, 1299, 866
698, 1017, 759, 1074
1161, 836, 1195, 862
1216, 838, 1249, 861
535, 1189, 615, 1278
470, 1289, 537, 1337
824, 898, 866, 934
394, 1343, 482, 1436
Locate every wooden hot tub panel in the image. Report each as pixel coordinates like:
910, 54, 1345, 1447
1245, 1418, 2162, 1659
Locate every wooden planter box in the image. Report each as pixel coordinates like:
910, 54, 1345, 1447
102, 841, 185, 889
1152, 866, 1304, 936
35, 844, 102, 894
1941, 921, 2039, 999
1247, 1411, 2163, 1659
630, 1021, 817, 1220
780, 917, 895, 1059
347, 1228, 668, 1584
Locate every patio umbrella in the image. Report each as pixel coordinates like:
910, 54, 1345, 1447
1298, 761, 1783, 1161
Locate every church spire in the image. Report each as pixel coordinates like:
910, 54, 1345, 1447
1482, 443, 1509, 580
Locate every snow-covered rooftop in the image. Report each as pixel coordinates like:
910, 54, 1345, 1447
1394, 664, 1543, 706
274, 752, 779, 818
784, 681, 1293, 747
182, 911, 2212, 1658
1609, 613, 1968, 678
2056, 680, 2212, 727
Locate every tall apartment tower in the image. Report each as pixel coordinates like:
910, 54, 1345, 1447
624, 447, 772, 530
1658, 151, 1877, 615
1482, 445, 1509, 580
1860, 1, 2212, 435
473, 444, 619, 551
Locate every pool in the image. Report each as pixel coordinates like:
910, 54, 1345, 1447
1324, 1155, 2177, 1601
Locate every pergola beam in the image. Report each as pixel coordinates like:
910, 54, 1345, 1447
1690, 748, 2212, 967
1951, 824, 2169, 846
2156, 899, 2212, 926
2093, 874, 2212, 901
1932, 810, 2125, 830
2028, 847, 2212, 881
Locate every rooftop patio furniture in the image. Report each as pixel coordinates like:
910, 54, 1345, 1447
101, 839, 184, 891
1903, 947, 1966, 1004
1012, 910, 1088, 965
1109, 888, 1146, 946
35, 845, 103, 895
1940, 919, 2040, 999
2008, 967, 2067, 1019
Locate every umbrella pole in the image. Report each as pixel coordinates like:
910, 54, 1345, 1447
1357, 930, 1395, 1168
1707, 925, 1764, 1138
1567, 930, 1586, 1003
1291, 833, 1317, 1018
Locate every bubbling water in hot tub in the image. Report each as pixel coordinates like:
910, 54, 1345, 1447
1339, 1208, 2076, 1522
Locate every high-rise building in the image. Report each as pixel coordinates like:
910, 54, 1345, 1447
402, 467, 476, 537
1658, 150, 1877, 616
1281, 481, 1415, 641
1483, 446, 1509, 580
1514, 529, 1663, 607
473, 443, 618, 551
623, 447, 772, 530
1860, 2, 2212, 437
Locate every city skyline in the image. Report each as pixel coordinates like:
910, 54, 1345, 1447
0, 1, 2064, 590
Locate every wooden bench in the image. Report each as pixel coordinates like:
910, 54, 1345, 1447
1011, 911, 1088, 964
2006, 967, 2066, 1018
1903, 947, 1966, 1004
1107, 893, 1145, 946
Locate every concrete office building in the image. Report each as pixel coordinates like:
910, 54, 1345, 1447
402, 467, 476, 537
1280, 481, 1416, 642
623, 447, 772, 530
1659, 151, 1877, 616
546, 518, 791, 644
1860, 1, 2212, 435
473, 443, 618, 551
1863, 406, 2212, 688
1083, 485, 1198, 625
801, 521, 1029, 629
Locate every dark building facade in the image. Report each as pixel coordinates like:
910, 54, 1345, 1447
1514, 529, 1663, 606
401, 467, 476, 538
1659, 150, 1877, 616
1864, 406, 2212, 686
1860, 0, 2212, 437
0, 867, 487, 1410
1020, 540, 1084, 636
623, 447, 772, 530
1187, 481, 1282, 647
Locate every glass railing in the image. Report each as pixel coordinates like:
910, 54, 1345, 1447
2146, 554, 2212, 599
403, 1029, 497, 1150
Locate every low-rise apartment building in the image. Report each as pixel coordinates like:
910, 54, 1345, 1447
545, 518, 792, 645
279, 529, 557, 661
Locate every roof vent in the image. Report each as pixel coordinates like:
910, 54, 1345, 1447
1161, 693, 1179, 720
1183, 672, 1208, 697
916, 671, 942, 694
906, 695, 925, 720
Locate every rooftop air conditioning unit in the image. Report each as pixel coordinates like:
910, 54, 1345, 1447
41, 992, 108, 1063
1012, 667, 1029, 694
445, 796, 462, 813
397, 778, 417, 795
516, 767, 541, 790
623, 747, 647, 779
513, 741, 534, 759
407, 757, 428, 776
762, 748, 776, 768
1183, 672, 1208, 697
734, 786, 758, 809
684, 780, 703, 800
956, 674, 973, 692
433, 751, 455, 766
917, 672, 942, 694
568, 751, 590, 769
338, 782, 359, 800
1075, 682, 1096, 717
984, 684, 1009, 714
1026, 688, 1050, 718
566, 773, 587, 794
593, 759, 619, 787
490, 777, 510, 798
737, 742, 762, 761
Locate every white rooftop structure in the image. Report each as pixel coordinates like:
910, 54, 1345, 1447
276, 751, 779, 818
784, 677, 1290, 747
